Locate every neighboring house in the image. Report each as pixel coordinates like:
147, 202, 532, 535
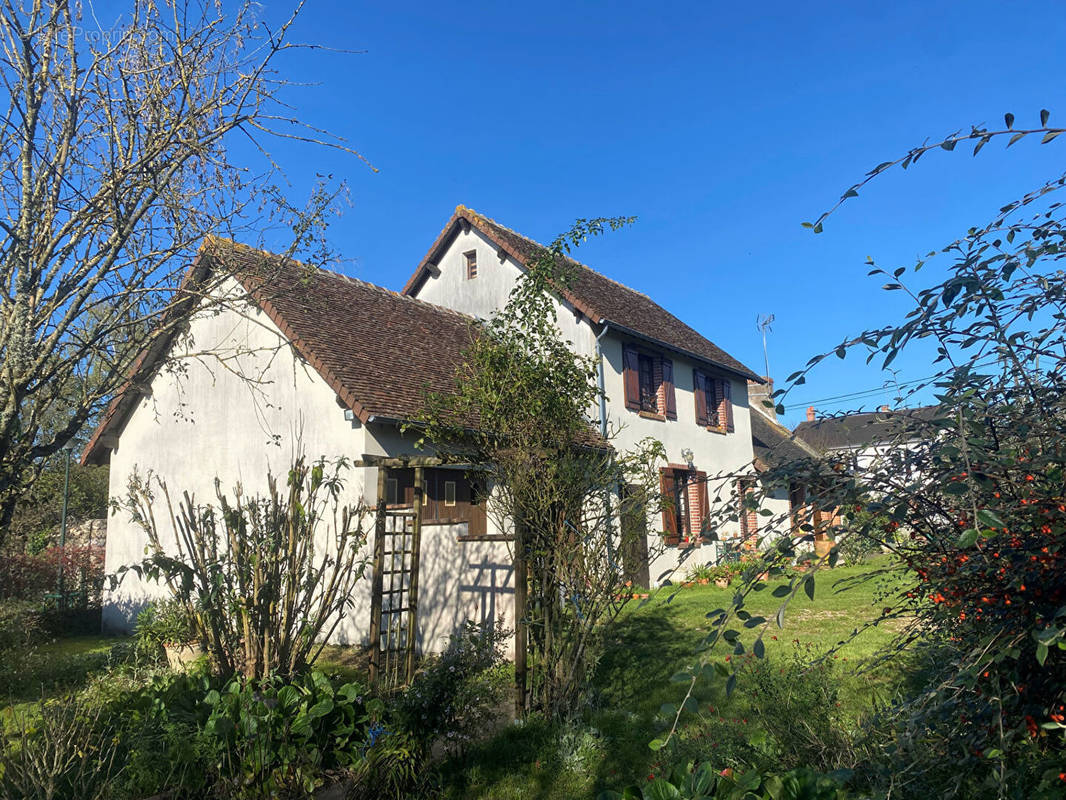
792, 404, 938, 544
86, 206, 769, 646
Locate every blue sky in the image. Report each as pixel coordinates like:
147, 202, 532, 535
245, 0, 1065, 427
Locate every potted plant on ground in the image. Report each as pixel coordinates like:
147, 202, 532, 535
135, 597, 203, 670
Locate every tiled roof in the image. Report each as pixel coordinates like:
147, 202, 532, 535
83, 238, 481, 464
750, 410, 821, 468
404, 206, 762, 382
792, 406, 940, 452
213, 239, 479, 425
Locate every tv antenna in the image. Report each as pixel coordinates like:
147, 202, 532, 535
756, 313, 774, 379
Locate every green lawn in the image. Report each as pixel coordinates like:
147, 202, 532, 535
441, 557, 912, 800
2, 634, 126, 709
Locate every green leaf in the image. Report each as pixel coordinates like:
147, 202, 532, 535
669, 671, 691, 684
1041, 108, 1050, 126
753, 638, 765, 659
308, 698, 334, 719
648, 737, 666, 751
1004, 112, 1014, 129
643, 778, 681, 800
976, 509, 1005, 529
771, 585, 791, 598
1036, 642, 1049, 666
691, 763, 715, 794
957, 528, 980, 549
660, 702, 677, 717
803, 575, 815, 601
725, 672, 737, 697
1041, 130, 1063, 144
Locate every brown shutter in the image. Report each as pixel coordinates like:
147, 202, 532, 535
662, 358, 677, 420
693, 370, 708, 426
696, 471, 709, 538
722, 379, 735, 432
623, 346, 641, 410
660, 468, 679, 546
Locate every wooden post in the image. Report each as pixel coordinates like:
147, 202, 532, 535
405, 467, 424, 684
368, 467, 387, 687
513, 520, 528, 719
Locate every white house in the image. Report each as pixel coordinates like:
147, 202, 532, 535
85, 206, 774, 648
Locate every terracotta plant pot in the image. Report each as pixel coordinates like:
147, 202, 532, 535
714, 578, 730, 589
698, 578, 709, 585
164, 642, 205, 671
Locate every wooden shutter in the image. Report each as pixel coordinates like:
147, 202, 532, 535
693, 370, 708, 426
660, 468, 680, 546
623, 345, 641, 410
721, 379, 735, 432
696, 471, 709, 538
662, 358, 677, 420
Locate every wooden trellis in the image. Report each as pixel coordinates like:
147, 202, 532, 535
368, 463, 424, 689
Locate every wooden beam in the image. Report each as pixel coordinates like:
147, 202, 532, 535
357, 454, 446, 468
424, 261, 441, 277
405, 466, 424, 684
513, 520, 528, 719
368, 467, 387, 687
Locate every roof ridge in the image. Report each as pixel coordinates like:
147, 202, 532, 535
459, 205, 655, 302
204, 235, 478, 325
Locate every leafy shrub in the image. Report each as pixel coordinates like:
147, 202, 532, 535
600, 762, 852, 800
395, 619, 510, 754
0, 545, 104, 608
202, 669, 383, 798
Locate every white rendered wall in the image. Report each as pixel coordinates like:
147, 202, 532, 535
102, 284, 373, 639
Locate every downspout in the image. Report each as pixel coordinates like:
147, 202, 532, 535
596, 323, 621, 570
596, 323, 610, 440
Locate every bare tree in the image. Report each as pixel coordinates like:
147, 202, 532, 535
0, 0, 364, 547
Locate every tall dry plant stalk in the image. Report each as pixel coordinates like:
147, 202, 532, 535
122, 456, 370, 679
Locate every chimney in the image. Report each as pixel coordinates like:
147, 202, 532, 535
747, 377, 775, 421
806, 406, 816, 422
879, 404, 890, 413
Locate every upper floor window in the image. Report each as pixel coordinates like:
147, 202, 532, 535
623, 345, 676, 420
638, 353, 657, 412
464, 250, 478, 280
693, 370, 734, 433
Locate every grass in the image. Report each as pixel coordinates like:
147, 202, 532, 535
441, 556, 912, 800
1, 634, 127, 709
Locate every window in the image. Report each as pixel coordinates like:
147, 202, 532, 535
638, 353, 657, 412
660, 466, 708, 546
444, 480, 456, 507
386, 477, 399, 505
693, 370, 734, 433
464, 250, 478, 279
623, 345, 676, 419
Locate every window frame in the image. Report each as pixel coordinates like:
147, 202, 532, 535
464, 249, 478, 280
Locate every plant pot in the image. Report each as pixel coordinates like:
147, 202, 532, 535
164, 642, 205, 671
714, 578, 730, 589
698, 578, 709, 585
